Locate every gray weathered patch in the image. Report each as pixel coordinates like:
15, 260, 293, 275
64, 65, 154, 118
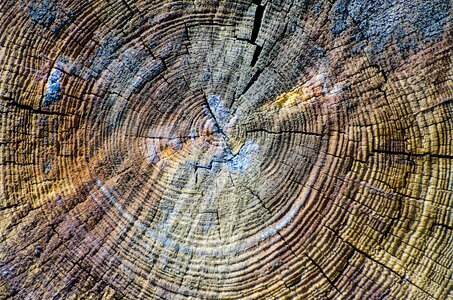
87, 35, 122, 79
131, 60, 164, 93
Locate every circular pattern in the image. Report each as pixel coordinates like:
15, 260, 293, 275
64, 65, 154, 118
0, 0, 452, 299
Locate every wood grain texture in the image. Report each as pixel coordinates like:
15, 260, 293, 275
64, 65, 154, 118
0, 0, 452, 299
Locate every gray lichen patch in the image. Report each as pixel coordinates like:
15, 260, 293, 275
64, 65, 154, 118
29, 0, 73, 33
29, 0, 57, 27
42, 68, 62, 106
332, 0, 451, 52
354, 0, 449, 49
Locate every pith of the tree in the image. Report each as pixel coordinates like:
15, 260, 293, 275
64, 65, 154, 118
0, 0, 452, 299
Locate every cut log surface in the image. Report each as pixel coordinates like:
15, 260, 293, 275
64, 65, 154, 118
0, 0, 452, 299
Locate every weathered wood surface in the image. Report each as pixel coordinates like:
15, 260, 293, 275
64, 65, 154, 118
0, 0, 452, 299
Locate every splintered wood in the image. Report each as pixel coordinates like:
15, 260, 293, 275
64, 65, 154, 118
0, 0, 452, 299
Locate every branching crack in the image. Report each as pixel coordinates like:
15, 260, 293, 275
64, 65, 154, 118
190, 141, 245, 172
305, 253, 343, 296
324, 224, 435, 298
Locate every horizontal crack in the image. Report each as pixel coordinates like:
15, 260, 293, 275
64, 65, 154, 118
4, 98, 70, 117
246, 128, 323, 136
371, 149, 453, 160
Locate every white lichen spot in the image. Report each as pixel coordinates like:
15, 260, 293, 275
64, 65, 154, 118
226, 109, 242, 130
168, 138, 183, 150
207, 94, 230, 124
43, 68, 62, 105
147, 143, 159, 164
227, 140, 260, 173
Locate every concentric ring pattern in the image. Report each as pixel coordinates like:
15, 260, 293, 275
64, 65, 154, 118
0, 0, 452, 299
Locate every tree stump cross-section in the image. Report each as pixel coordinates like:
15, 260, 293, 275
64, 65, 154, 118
0, 0, 452, 299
